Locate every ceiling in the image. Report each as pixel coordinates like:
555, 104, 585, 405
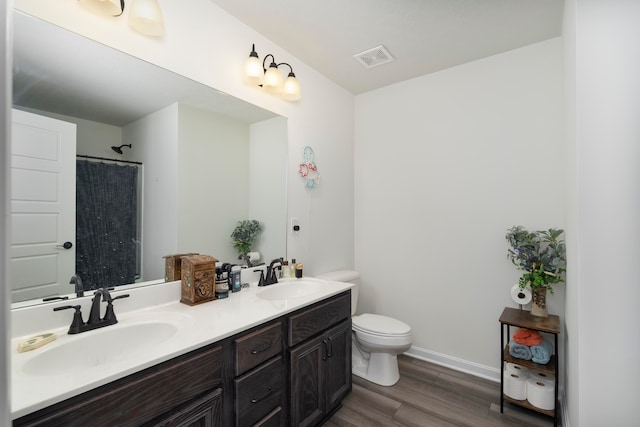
210, 0, 564, 94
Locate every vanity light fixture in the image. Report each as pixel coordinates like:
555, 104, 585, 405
243, 44, 301, 101
78, 0, 165, 36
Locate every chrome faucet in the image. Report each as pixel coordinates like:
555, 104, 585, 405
54, 287, 130, 334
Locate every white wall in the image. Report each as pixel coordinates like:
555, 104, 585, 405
564, 1, 640, 425
69, 117, 122, 158
125, 104, 179, 282
249, 117, 288, 263
177, 104, 250, 264
355, 39, 564, 370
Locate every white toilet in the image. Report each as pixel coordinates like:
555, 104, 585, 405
315, 270, 412, 386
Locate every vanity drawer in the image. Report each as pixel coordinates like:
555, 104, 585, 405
254, 406, 284, 427
288, 292, 351, 347
235, 356, 284, 427
235, 322, 283, 376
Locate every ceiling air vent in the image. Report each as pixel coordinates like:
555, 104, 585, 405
353, 45, 394, 69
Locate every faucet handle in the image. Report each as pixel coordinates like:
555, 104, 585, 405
109, 293, 130, 303
53, 305, 85, 334
103, 294, 130, 323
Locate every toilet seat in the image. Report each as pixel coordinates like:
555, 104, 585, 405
353, 313, 411, 337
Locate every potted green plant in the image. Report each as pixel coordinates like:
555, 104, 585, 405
505, 226, 566, 317
231, 219, 263, 263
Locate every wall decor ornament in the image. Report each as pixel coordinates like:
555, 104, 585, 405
298, 146, 320, 188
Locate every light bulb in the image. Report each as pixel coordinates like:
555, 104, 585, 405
243, 48, 264, 85
282, 73, 301, 101
263, 64, 283, 94
129, 0, 165, 36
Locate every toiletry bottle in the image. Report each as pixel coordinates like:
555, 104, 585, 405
290, 259, 296, 278
282, 260, 290, 278
215, 266, 229, 299
295, 262, 303, 278
230, 265, 242, 292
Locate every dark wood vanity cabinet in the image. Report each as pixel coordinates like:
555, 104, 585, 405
232, 321, 285, 427
13, 344, 224, 427
231, 292, 352, 427
288, 293, 352, 427
289, 319, 351, 427
144, 388, 223, 427
13, 291, 352, 427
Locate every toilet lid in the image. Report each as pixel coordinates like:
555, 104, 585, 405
352, 313, 411, 336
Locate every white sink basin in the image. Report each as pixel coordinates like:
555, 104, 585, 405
21, 320, 180, 376
257, 280, 326, 300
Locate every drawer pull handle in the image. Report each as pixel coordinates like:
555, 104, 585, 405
251, 387, 273, 403
327, 337, 333, 358
250, 342, 273, 354
322, 339, 328, 361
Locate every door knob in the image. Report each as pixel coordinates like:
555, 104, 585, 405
56, 241, 73, 250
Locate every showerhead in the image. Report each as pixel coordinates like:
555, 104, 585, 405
111, 144, 132, 154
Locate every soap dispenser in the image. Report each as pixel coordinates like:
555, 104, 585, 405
289, 259, 296, 278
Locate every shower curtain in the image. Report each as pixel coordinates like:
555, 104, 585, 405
76, 160, 139, 290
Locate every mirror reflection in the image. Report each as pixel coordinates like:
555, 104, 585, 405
11, 11, 288, 306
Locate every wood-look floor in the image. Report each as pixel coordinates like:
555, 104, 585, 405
325, 355, 558, 427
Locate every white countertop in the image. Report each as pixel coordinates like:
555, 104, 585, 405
10, 277, 353, 419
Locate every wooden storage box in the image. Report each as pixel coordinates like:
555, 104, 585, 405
164, 253, 198, 282
180, 254, 218, 306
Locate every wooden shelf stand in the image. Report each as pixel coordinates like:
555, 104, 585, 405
499, 307, 560, 426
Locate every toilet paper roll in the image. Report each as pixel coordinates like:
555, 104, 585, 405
511, 284, 532, 305
527, 377, 555, 410
505, 362, 530, 378
530, 370, 555, 386
503, 372, 527, 400
247, 251, 261, 262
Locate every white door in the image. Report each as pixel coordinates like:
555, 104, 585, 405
11, 109, 77, 302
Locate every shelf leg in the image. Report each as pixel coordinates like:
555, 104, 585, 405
500, 323, 506, 413
554, 333, 559, 427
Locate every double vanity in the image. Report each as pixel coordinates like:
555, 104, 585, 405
11, 277, 354, 426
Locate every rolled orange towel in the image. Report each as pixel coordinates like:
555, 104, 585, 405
513, 328, 543, 346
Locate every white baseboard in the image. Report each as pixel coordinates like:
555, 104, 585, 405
404, 345, 568, 425
404, 345, 501, 382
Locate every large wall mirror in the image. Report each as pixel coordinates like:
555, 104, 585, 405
11, 11, 288, 306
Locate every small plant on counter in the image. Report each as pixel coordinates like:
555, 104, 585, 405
505, 226, 566, 294
231, 219, 263, 257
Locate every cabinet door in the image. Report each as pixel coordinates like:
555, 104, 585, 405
289, 337, 325, 427
324, 320, 352, 411
144, 388, 223, 427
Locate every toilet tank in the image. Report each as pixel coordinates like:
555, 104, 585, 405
315, 270, 360, 316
